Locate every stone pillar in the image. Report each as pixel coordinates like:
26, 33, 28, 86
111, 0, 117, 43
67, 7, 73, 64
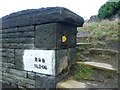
1, 7, 84, 89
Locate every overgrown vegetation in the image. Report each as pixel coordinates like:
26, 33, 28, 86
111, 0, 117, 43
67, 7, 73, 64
74, 64, 93, 80
75, 20, 118, 80
98, 0, 120, 19
77, 20, 119, 48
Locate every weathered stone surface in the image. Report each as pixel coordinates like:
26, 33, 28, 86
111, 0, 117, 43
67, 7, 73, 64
2, 26, 34, 33
57, 79, 87, 88
77, 61, 117, 71
2, 67, 10, 73
11, 83, 18, 88
2, 80, 10, 85
2, 38, 34, 44
25, 84, 35, 88
68, 48, 77, 65
2, 49, 14, 57
2, 73, 19, 84
15, 56, 24, 70
14, 50, 24, 70
35, 23, 77, 49
15, 49, 24, 56
2, 48, 14, 53
3, 43, 34, 49
2, 7, 84, 29
55, 49, 68, 75
2, 62, 14, 68
20, 77, 35, 86
89, 48, 118, 55
2, 76, 15, 84
35, 72, 68, 88
35, 23, 56, 49
27, 72, 36, 80
2, 31, 34, 38
9, 69, 27, 78
0, 30, 2, 34
2, 57, 14, 63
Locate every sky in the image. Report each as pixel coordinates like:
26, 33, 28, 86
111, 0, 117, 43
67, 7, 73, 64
0, 0, 108, 20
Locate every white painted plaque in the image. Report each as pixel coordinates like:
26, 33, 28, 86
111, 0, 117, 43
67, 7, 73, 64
23, 50, 55, 75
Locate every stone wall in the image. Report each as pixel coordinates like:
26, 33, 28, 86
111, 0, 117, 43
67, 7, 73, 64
2, 26, 35, 88
1, 7, 84, 89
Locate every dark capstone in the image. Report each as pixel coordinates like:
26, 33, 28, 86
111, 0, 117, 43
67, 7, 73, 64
35, 72, 68, 89
2, 7, 84, 29
35, 23, 77, 49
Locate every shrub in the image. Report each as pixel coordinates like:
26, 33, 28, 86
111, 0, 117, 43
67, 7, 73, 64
98, 1, 120, 19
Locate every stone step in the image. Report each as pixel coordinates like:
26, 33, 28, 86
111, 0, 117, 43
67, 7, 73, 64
57, 77, 118, 89
77, 43, 92, 46
89, 48, 118, 55
76, 61, 118, 72
57, 79, 87, 89
77, 31, 91, 38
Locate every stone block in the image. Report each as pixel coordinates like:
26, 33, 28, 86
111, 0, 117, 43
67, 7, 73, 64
2, 67, 10, 73
2, 7, 84, 29
2, 31, 34, 38
9, 69, 27, 78
15, 49, 24, 56
55, 49, 68, 74
14, 50, 24, 70
2, 28, 17, 33
2, 38, 34, 44
2, 49, 14, 57
25, 84, 35, 88
2, 26, 34, 33
35, 23, 77, 49
15, 56, 24, 70
35, 72, 68, 89
68, 48, 77, 65
2, 57, 14, 63
27, 71, 35, 80
2, 62, 14, 68
2, 75, 18, 84
0, 30, 2, 34
3, 43, 34, 49
20, 77, 35, 86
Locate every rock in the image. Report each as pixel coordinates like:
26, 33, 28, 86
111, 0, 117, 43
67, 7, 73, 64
88, 15, 99, 22
77, 61, 117, 72
2, 7, 84, 29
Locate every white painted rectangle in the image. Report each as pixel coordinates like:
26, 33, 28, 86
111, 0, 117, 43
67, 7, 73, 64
23, 50, 55, 75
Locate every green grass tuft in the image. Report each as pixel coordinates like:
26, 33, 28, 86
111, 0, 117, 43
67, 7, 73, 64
74, 64, 93, 81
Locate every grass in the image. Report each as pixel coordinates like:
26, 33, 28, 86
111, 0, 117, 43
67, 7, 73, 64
74, 64, 93, 81
77, 20, 119, 45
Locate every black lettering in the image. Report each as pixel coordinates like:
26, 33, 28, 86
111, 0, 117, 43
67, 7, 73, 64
43, 65, 47, 70
39, 58, 41, 62
42, 58, 45, 63
34, 64, 47, 70
35, 57, 37, 62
